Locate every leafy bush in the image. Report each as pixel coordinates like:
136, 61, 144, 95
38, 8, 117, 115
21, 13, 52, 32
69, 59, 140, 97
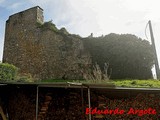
59, 27, 69, 35
0, 63, 18, 81
83, 63, 111, 83
83, 34, 154, 79
40, 20, 58, 32
16, 73, 33, 82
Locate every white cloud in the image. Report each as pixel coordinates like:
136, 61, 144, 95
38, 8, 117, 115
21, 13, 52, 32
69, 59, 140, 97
0, 0, 160, 64
121, 0, 150, 12
0, 1, 27, 14
28, 0, 100, 37
28, 0, 52, 6
121, 0, 160, 21
0, 0, 4, 4
0, 19, 5, 61
0, 36, 4, 61
9, 2, 23, 9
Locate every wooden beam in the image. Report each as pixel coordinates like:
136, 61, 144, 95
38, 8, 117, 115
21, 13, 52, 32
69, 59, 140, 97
0, 106, 7, 120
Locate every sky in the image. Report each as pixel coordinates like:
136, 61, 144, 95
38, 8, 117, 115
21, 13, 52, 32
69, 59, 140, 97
0, 0, 160, 72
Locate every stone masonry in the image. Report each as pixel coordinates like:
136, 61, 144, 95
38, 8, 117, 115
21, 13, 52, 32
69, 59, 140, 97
3, 6, 91, 80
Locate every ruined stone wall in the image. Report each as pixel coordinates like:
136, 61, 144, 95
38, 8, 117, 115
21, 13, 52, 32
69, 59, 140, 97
3, 6, 91, 80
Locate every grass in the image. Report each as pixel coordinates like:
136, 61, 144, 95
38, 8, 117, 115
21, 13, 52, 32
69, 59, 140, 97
112, 79, 160, 88
41, 79, 111, 84
41, 79, 75, 82
41, 79, 160, 88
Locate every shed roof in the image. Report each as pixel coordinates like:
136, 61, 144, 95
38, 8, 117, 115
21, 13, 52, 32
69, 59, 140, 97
1, 81, 160, 91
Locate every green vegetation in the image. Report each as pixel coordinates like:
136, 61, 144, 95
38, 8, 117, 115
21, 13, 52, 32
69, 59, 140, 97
36, 20, 78, 39
83, 33, 154, 80
37, 20, 59, 32
59, 27, 69, 35
0, 63, 18, 81
37, 21, 71, 35
0, 63, 33, 82
0, 63, 159, 88
82, 62, 110, 83
16, 73, 33, 82
41, 79, 76, 82
112, 79, 160, 88
36, 21, 43, 27
41, 79, 160, 88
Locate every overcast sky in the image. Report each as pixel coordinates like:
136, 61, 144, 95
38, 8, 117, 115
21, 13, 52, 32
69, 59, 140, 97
0, 0, 160, 70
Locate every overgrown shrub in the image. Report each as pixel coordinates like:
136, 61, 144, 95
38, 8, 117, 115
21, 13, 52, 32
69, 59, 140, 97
59, 27, 69, 35
40, 20, 58, 32
16, 73, 33, 82
0, 63, 18, 81
83, 63, 111, 83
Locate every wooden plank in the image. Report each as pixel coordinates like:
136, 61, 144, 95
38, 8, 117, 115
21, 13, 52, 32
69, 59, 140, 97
94, 114, 104, 118
0, 106, 7, 120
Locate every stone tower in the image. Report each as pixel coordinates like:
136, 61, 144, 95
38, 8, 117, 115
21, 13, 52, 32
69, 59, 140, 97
3, 6, 90, 80
3, 6, 43, 61
3, 6, 44, 78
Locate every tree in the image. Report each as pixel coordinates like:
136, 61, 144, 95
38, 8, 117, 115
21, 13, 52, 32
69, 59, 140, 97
83, 33, 154, 79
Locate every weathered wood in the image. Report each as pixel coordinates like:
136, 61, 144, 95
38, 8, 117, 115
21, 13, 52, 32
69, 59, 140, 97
94, 114, 104, 119
45, 96, 52, 101
37, 94, 52, 120
0, 106, 7, 120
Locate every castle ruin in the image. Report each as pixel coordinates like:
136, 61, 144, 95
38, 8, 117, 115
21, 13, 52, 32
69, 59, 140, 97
3, 6, 90, 80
